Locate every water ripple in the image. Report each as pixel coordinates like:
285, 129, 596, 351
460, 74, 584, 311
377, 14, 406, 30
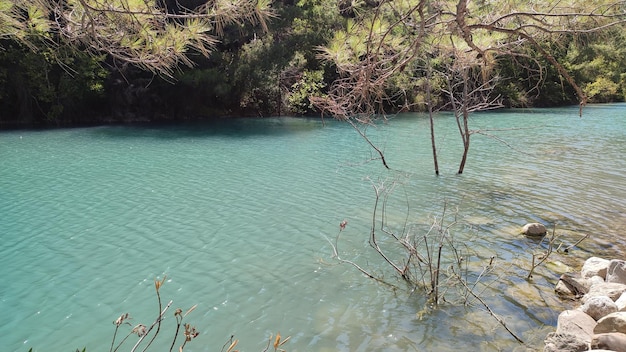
1, 107, 625, 351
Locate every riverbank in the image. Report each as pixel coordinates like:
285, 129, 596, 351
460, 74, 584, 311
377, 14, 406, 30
545, 257, 626, 351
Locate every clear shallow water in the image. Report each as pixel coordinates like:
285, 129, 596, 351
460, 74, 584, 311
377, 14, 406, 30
1, 104, 625, 351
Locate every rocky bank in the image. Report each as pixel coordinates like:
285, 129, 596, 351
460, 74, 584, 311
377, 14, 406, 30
545, 257, 626, 352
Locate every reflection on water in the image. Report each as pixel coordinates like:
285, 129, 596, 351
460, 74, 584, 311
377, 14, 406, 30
0, 104, 625, 351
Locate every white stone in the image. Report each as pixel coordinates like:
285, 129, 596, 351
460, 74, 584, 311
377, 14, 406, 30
582, 296, 619, 321
615, 292, 626, 311
584, 283, 626, 303
591, 332, 626, 352
582, 257, 611, 279
522, 222, 547, 236
607, 260, 626, 285
544, 332, 590, 352
595, 312, 626, 334
591, 275, 607, 287
557, 309, 597, 343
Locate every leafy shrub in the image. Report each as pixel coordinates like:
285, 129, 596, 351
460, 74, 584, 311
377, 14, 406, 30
288, 70, 326, 115
584, 76, 621, 103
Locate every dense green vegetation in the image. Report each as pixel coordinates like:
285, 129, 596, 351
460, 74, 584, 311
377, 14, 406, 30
0, 0, 624, 128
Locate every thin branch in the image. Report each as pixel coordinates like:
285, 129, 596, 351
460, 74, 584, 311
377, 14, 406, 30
527, 224, 557, 280
456, 270, 525, 345
129, 300, 173, 352
324, 232, 399, 289
561, 233, 589, 253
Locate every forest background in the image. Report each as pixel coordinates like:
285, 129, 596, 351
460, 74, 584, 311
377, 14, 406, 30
1, 0, 625, 128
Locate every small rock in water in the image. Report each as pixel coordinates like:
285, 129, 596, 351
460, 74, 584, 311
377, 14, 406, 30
555, 272, 589, 298
522, 222, 547, 236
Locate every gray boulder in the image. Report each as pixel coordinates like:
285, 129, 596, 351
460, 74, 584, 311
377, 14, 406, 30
556, 272, 589, 298
544, 332, 589, 352
581, 296, 619, 321
556, 309, 597, 343
595, 312, 626, 334
615, 292, 626, 311
607, 260, 626, 285
591, 332, 626, 352
522, 222, 547, 236
584, 283, 626, 303
582, 257, 611, 279
590, 275, 607, 286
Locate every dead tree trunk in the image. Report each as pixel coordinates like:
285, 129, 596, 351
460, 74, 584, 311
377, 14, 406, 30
457, 106, 470, 174
457, 69, 470, 175
426, 66, 440, 175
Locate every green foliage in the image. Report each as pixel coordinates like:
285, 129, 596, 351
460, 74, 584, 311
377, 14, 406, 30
621, 73, 626, 101
25, 4, 49, 34
494, 81, 530, 107
585, 76, 621, 103
316, 0, 626, 117
0, 42, 108, 126
160, 0, 344, 117
0, 0, 274, 78
226, 0, 339, 114
1, 0, 625, 126
566, 29, 626, 103
233, 35, 284, 115
288, 69, 326, 115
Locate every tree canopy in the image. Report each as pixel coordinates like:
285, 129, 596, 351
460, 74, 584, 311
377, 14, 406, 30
313, 0, 626, 119
1, 0, 273, 75
0, 0, 625, 127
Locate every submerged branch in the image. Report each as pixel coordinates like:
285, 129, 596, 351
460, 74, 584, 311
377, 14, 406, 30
456, 270, 525, 345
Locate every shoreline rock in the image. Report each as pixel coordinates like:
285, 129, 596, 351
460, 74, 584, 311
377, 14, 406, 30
545, 257, 626, 352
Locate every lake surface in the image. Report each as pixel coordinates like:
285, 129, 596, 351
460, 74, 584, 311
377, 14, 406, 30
1, 104, 625, 351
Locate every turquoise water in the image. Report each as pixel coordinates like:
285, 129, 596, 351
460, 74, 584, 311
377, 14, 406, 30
1, 104, 625, 351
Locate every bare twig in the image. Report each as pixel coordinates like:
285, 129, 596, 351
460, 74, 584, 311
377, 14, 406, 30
141, 277, 167, 352
527, 224, 557, 280
129, 300, 173, 352
111, 313, 131, 352
561, 233, 590, 253
220, 336, 237, 352
455, 268, 525, 344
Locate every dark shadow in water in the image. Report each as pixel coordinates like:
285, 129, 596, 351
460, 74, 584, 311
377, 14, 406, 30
88, 116, 328, 140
